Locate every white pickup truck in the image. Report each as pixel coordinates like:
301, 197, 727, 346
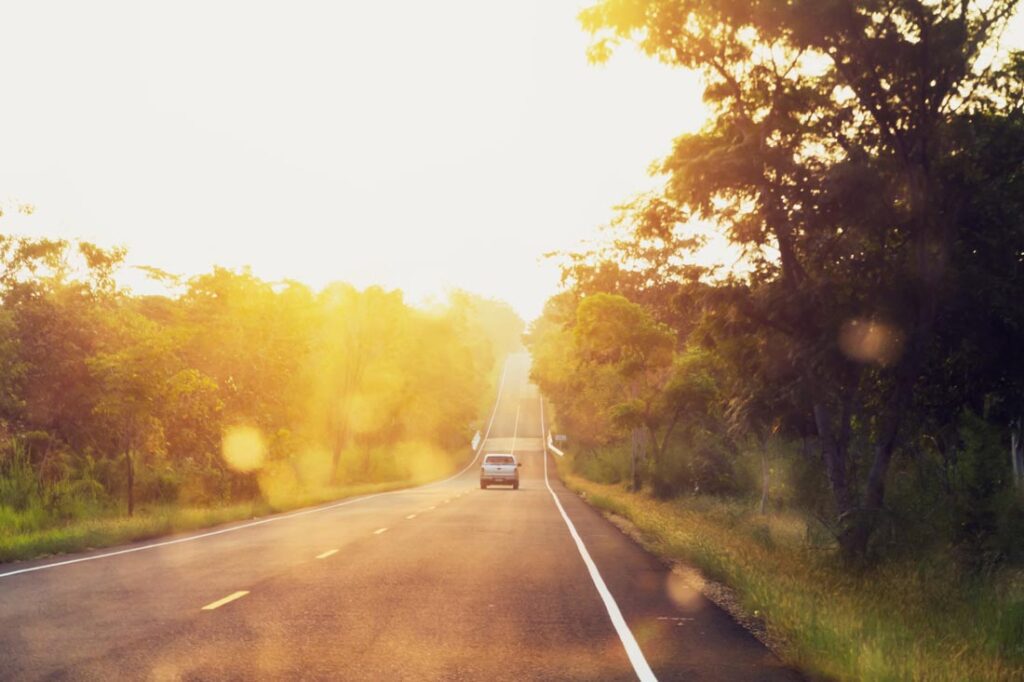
480, 453, 521, 490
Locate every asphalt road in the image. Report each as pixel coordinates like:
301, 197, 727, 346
0, 354, 801, 681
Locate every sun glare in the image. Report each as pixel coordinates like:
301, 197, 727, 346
4, 2, 1024, 680
0, 0, 708, 322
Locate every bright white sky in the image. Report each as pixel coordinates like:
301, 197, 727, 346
1, 3, 1021, 322
0, 0, 705, 322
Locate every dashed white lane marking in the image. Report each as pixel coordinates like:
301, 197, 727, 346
374, 528, 388, 535
405, 514, 417, 520
443, 499, 451, 504
540, 398, 657, 681
316, 549, 339, 559
0, 358, 514, 581
201, 591, 249, 611
425, 506, 436, 511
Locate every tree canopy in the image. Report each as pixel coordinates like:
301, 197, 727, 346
531, 0, 1024, 562
0, 233, 522, 527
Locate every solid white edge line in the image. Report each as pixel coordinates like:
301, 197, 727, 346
0, 357, 514, 580
510, 404, 521, 456
540, 397, 657, 682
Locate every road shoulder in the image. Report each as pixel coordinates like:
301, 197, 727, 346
546, 454, 804, 681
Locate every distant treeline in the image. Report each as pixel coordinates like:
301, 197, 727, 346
0, 230, 523, 534
531, 0, 1024, 567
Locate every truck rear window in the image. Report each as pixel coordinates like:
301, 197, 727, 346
485, 455, 514, 465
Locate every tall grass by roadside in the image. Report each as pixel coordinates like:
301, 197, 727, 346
561, 470, 1024, 681
0, 476, 443, 565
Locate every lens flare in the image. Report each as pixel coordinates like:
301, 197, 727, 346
838, 318, 905, 366
666, 567, 706, 611
222, 426, 268, 472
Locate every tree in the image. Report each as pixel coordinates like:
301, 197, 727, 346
529, 293, 619, 455
579, 0, 1022, 558
575, 294, 677, 489
88, 314, 177, 515
0, 222, 517, 525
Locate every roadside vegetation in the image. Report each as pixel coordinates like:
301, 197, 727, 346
0, 223, 523, 563
560, 464, 1024, 681
0, 478, 436, 565
532, 1, 1024, 679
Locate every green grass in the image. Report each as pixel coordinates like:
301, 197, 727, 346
560, 469, 1024, 681
0, 477, 436, 565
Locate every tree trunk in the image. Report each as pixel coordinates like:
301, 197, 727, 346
812, 400, 854, 515
864, 381, 910, 511
330, 421, 348, 485
759, 441, 770, 515
648, 409, 681, 466
126, 450, 135, 517
850, 258, 934, 558
630, 428, 642, 491
1012, 417, 1023, 490
329, 388, 353, 485
814, 397, 876, 561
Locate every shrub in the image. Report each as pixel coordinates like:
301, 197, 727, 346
0, 441, 40, 511
952, 412, 1019, 571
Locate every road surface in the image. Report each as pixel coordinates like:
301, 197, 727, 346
0, 354, 800, 680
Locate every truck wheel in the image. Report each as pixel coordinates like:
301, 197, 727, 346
513, 482, 519, 490
480, 482, 487, 489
